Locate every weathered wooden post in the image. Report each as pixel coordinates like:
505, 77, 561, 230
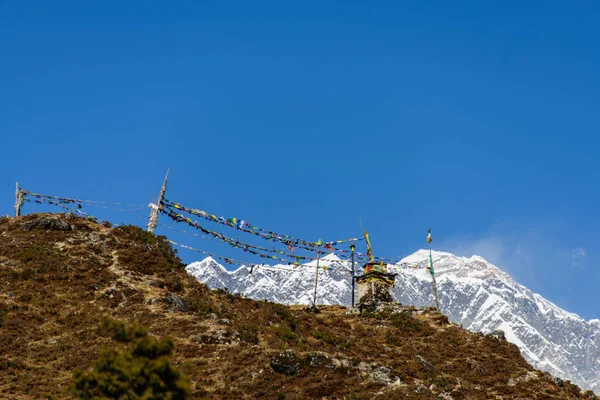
427, 229, 440, 310
311, 243, 322, 307
147, 168, 170, 233
350, 242, 356, 307
14, 182, 24, 217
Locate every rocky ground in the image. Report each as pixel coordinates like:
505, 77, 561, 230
0, 213, 596, 399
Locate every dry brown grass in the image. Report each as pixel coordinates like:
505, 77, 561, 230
0, 213, 594, 399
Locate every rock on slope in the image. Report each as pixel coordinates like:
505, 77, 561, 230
187, 250, 600, 393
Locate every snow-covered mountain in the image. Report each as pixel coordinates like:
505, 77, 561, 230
186, 250, 600, 393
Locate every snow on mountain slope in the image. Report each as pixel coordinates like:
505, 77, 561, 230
186, 250, 600, 393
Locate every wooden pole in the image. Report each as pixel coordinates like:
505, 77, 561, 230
429, 243, 440, 310
14, 182, 23, 217
350, 243, 356, 308
147, 168, 170, 233
312, 244, 322, 308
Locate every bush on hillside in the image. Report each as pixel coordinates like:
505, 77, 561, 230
100, 318, 147, 342
113, 225, 182, 276
70, 320, 191, 400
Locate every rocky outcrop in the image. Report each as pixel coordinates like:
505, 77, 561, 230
161, 293, 188, 312
22, 216, 72, 232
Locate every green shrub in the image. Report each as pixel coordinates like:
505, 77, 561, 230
389, 312, 426, 333
158, 274, 184, 292
13, 246, 67, 278
71, 320, 190, 400
238, 325, 260, 345
113, 225, 182, 275
272, 304, 298, 331
385, 329, 402, 347
19, 267, 36, 280
100, 318, 147, 342
312, 329, 350, 349
188, 297, 217, 315
270, 325, 298, 343
431, 375, 454, 392
362, 311, 432, 336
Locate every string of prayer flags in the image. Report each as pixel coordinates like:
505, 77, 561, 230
161, 207, 321, 263
23, 192, 419, 278
22, 190, 144, 208
162, 198, 362, 249
22, 189, 413, 271
168, 200, 357, 249
167, 239, 253, 265
392, 262, 426, 271
21, 190, 153, 229
168, 239, 344, 272
163, 203, 337, 256
23, 196, 109, 225
162, 202, 406, 266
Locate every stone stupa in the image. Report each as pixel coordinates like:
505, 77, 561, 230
354, 230, 398, 312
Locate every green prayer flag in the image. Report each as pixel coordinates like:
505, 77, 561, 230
429, 251, 435, 276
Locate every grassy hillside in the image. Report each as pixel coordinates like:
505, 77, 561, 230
0, 213, 596, 399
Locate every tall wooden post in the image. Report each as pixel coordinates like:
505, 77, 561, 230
350, 243, 356, 308
426, 229, 440, 310
429, 243, 440, 310
312, 244, 322, 308
14, 182, 23, 217
147, 168, 170, 233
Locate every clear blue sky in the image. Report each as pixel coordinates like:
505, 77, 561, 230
1, 1, 599, 319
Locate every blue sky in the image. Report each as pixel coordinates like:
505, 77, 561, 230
1, 1, 599, 319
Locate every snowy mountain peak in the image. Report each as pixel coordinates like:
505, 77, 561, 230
186, 250, 600, 394
400, 249, 452, 261
400, 250, 516, 288
321, 253, 341, 262
302, 252, 343, 267
186, 257, 230, 289
194, 256, 222, 269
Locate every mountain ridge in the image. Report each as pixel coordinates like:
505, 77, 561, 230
187, 249, 600, 393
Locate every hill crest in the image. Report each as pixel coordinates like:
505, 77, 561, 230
0, 213, 596, 399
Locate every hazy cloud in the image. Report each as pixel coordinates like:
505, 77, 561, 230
570, 247, 587, 267
441, 235, 507, 267
435, 218, 599, 319
436, 219, 574, 283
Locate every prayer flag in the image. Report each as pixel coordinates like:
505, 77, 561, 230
429, 251, 435, 276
